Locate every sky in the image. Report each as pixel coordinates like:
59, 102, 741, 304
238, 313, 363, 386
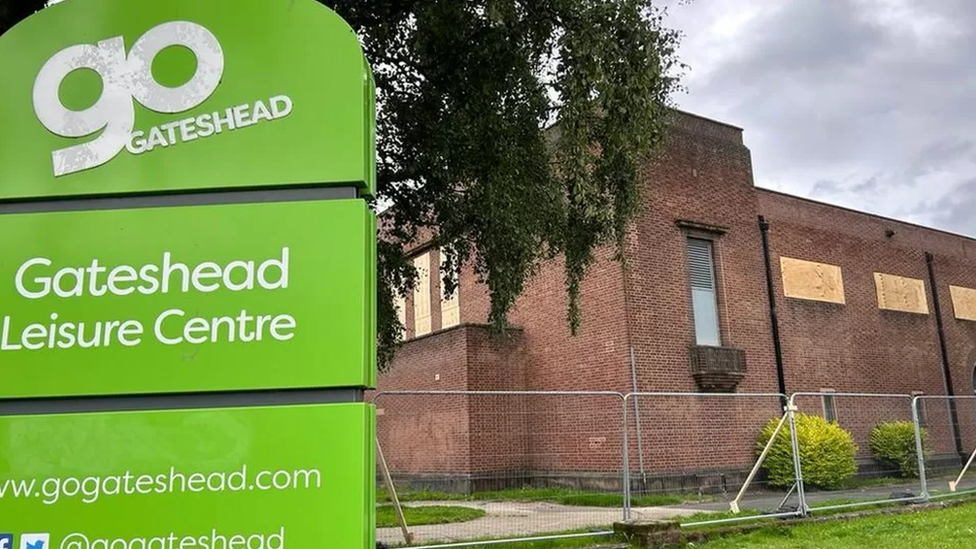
659, 0, 976, 237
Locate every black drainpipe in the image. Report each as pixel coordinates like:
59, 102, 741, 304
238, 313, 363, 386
925, 252, 965, 458
759, 216, 787, 403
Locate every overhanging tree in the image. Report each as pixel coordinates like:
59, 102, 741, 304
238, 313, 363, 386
1, 0, 683, 369
330, 1, 682, 368
0, 0, 47, 36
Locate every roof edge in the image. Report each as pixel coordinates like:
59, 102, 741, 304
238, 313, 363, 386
755, 186, 976, 245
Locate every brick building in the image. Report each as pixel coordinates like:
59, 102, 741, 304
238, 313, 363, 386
376, 110, 976, 493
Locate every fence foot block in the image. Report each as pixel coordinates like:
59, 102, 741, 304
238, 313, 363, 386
613, 520, 682, 548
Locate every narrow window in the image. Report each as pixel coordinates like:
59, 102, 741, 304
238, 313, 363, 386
821, 389, 838, 423
395, 293, 407, 339
912, 392, 927, 429
413, 252, 432, 337
440, 248, 461, 330
687, 238, 721, 346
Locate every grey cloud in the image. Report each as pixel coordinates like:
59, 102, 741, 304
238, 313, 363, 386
906, 138, 976, 180
851, 176, 880, 195
918, 176, 976, 235
811, 179, 843, 197
664, 0, 976, 237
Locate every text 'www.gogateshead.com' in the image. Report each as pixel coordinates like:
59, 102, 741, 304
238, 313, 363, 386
0, 465, 321, 505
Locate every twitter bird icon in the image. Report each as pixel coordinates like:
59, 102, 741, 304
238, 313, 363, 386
19, 534, 49, 549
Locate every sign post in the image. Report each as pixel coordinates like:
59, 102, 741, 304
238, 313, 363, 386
0, 1, 376, 547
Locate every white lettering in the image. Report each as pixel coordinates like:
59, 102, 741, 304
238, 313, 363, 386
52, 267, 84, 298
126, 130, 148, 154
154, 309, 184, 345
252, 100, 273, 123
117, 320, 144, 347
147, 126, 169, 150
2, 317, 23, 350
122, 95, 295, 158
160, 121, 180, 145
138, 264, 160, 295
257, 248, 289, 290
191, 262, 221, 293
223, 261, 255, 291
178, 117, 198, 142
6, 249, 300, 352
15, 257, 52, 299
0, 315, 147, 351
213, 108, 236, 133
232, 103, 253, 128
270, 95, 293, 118
107, 265, 138, 296
270, 315, 297, 341
33, 21, 224, 176
88, 259, 108, 297
161, 252, 190, 294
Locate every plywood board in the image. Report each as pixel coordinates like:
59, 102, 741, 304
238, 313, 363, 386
413, 252, 432, 336
395, 294, 407, 338
950, 285, 976, 321
780, 257, 846, 304
874, 273, 929, 314
440, 248, 461, 329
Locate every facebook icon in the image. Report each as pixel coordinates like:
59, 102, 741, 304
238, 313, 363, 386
0, 534, 13, 549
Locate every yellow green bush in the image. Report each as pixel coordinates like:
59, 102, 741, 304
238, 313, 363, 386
757, 413, 858, 489
870, 421, 927, 478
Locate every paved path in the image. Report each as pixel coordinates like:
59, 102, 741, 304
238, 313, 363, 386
377, 501, 701, 546
378, 480, 938, 546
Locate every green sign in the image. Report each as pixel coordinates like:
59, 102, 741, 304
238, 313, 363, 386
0, 0, 375, 199
0, 199, 376, 398
2, 1, 377, 546
0, 403, 375, 549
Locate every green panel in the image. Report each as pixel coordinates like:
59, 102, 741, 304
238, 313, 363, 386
0, 403, 375, 549
0, 200, 373, 398
366, 211, 378, 388
0, 0, 374, 199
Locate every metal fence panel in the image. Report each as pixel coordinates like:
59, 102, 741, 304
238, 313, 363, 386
789, 392, 920, 513
624, 392, 800, 526
369, 389, 976, 547
915, 395, 976, 501
372, 391, 626, 547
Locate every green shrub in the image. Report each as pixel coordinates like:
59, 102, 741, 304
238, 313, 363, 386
757, 413, 858, 489
870, 420, 927, 478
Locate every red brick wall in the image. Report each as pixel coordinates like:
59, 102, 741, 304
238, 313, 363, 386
624, 111, 779, 394
613, 112, 782, 476
465, 327, 530, 476
381, 111, 786, 481
376, 325, 531, 485
456, 248, 631, 393
378, 109, 976, 486
375, 325, 471, 476
758, 190, 976, 458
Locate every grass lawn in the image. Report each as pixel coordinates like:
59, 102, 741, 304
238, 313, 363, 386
375, 505, 486, 528
378, 486, 702, 507
685, 501, 976, 548
395, 500, 976, 548
677, 497, 918, 528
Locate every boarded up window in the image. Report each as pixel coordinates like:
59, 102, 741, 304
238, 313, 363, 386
413, 252, 432, 336
780, 257, 845, 304
395, 293, 407, 339
949, 285, 976, 321
874, 273, 929, 314
440, 248, 460, 329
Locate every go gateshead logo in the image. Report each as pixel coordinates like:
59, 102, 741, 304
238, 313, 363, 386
32, 21, 293, 177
